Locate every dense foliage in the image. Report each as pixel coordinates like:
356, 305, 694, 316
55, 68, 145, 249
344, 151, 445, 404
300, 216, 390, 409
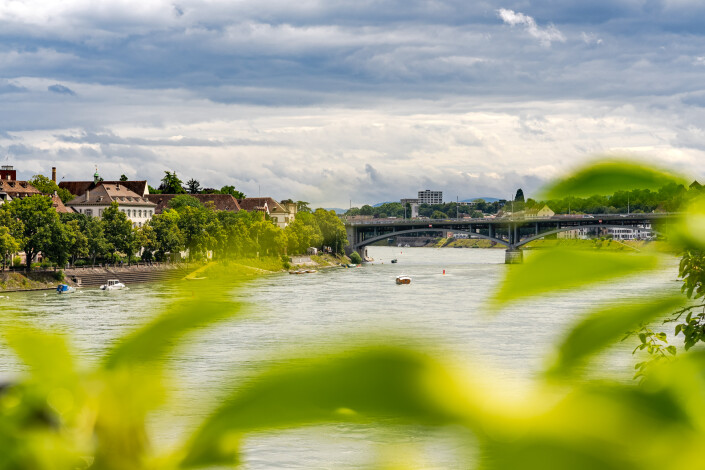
0, 195, 348, 269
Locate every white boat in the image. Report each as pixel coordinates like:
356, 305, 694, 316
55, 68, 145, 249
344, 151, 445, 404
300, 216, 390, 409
395, 275, 412, 285
100, 279, 126, 290
56, 284, 75, 294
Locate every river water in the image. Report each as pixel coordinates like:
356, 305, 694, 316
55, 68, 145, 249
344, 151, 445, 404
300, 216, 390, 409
0, 246, 682, 468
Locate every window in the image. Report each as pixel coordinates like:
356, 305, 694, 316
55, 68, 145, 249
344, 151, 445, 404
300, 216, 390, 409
98, 209, 103, 217
139, 210, 142, 217
85, 209, 93, 217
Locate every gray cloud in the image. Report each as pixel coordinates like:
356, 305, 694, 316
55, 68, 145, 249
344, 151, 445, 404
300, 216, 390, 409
48, 84, 76, 95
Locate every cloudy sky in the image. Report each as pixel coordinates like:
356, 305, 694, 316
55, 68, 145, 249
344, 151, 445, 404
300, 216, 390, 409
1, 0, 705, 207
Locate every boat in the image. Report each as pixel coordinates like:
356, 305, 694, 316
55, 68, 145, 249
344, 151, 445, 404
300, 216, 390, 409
395, 275, 412, 285
289, 270, 306, 275
305, 269, 317, 273
56, 284, 75, 294
391, 258, 398, 264
100, 279, 126, 290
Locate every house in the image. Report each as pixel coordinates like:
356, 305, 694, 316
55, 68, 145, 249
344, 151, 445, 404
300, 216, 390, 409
66, 182, 156, 227
237, 197, 297, 229
146, 194, 241, 214
525, 205, 555, 219
0, 179, 42, 205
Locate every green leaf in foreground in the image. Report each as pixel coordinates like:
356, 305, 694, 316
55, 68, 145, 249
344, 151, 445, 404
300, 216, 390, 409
180, 347, 467, 468
548, 295, 685, 376
103, 279, 244, 370
490, 249, 659, 308
538, 160, 687, 199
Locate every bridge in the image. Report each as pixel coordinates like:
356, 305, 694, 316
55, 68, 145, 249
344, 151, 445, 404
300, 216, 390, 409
344, 213, 675, 263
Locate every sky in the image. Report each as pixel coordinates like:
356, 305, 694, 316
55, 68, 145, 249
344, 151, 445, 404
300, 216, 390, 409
1, 1, 705, 207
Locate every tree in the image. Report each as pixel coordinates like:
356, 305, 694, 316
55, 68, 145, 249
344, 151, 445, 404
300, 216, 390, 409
148, 184, 162, 194
186, 178, 202, 194
102, 202, 141, 264
296, 201, 311, 213
65, 219, 88, 265
159, 171, 185, 194
312, 209, 348, 254
40, 219, 74, 269
148, 210, 185, 261
220, 185, 245, 199
85, 216, 108, 266
120, 174, 129, 181
0, 226, 19, 269
8, 195, 58, 270
514, 188, 525, 202
431, 211, 448, 219
168, 195, 203, 211
29, 174, 75, 203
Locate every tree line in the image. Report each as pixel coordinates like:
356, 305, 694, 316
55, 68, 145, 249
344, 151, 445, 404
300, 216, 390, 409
0, 194, 348, 270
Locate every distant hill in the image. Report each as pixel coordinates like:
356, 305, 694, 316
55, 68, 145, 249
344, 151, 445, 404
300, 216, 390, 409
324, 208, 347, 214
373, 202, 395, 207
461, 197, 502, 203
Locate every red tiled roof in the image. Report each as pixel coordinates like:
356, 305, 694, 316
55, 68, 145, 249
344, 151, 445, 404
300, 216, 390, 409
146, 194, 241, 214
236, 197, 284, 213
59, 180, 149, 197
0, 180, 41, 198
51, 194, 72, 213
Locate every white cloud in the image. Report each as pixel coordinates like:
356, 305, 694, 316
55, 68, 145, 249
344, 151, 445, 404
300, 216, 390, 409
581, 31, 603, 45
497, 8, 565, 47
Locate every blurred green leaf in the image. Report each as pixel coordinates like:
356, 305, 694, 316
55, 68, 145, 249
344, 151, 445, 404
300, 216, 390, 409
3, 326, 78, 390
538, 160, 687, 199
180, 347, 468, 468
667, 196, 705, 251
490, 249, 659, 308
548, 295, 684, 376
103, 279, 244, 369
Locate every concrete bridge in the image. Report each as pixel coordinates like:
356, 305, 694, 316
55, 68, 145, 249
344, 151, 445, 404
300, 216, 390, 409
344, 213, 674, 263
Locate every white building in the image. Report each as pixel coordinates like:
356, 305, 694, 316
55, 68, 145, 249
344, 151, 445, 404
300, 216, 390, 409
607, 226, 653, 240
66, 182, 156, 227
418, 190, 443, 204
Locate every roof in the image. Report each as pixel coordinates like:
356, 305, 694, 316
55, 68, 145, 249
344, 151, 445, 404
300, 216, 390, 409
146, 194, 241, 214
237, 197, 285, 213
59, 180, 149, 197
51, 194, 72, 213
0, 180, 42, 198
66, 182, 156, 207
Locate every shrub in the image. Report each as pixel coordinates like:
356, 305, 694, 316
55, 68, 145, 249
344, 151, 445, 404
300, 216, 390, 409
349, 251, 362, 264
54, 270, 65, 282
12, 256, 21, 267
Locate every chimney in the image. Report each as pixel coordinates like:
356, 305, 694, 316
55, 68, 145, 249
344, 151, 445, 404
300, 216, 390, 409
52, 167, 57, 183
86, 189, 90, 200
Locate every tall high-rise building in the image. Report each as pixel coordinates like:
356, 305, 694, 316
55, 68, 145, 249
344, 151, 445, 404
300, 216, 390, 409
417, 189, 442, 204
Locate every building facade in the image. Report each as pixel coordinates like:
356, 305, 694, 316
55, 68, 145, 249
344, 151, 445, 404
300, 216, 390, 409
418, 190, 443, 204
66, 182, 156, 227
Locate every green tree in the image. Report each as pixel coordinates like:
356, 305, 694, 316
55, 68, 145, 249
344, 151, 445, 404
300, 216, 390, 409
514, 188, 525, 202
65, 219, 88, 265
177, 205, 219, 260
29, 174, 75, 203
312, 209, 348, 254
431, 210, 448, 219
186, 178, 201, 194
40, 219, 74, 269
296, 201, 311, 213
85, 216, 109, 266
102, 202, 141, 265
219, 185, 245, 199
159, 171, 185, 194
148, 210, 185, 261
120, 174, 128, 182
8, 195, 59, 270
0, 226, 19, 269
168, 195, 203, 211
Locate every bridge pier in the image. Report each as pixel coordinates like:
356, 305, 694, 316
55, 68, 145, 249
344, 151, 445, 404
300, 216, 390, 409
505, 248, 523, 264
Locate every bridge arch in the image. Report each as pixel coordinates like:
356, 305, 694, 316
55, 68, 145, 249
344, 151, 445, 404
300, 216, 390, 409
353, 228, 511, 249
516, 224, 660, 248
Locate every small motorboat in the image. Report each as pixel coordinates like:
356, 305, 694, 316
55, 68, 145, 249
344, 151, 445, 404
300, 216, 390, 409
56, 284, 75, 294
305, 269, 317, 273
289, 270, 306, 275
395, 275, 412, 285
100, 279, 126, 290
391, 258, 398, 264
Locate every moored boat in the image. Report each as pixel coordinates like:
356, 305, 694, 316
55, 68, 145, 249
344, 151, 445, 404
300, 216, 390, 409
56, 284, 75, 294
395, 275, 412, 285
100, 279, 126, 290
391, 258, 398, 263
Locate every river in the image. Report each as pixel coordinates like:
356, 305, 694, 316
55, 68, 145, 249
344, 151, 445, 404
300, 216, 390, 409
0, 246, 682, 468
